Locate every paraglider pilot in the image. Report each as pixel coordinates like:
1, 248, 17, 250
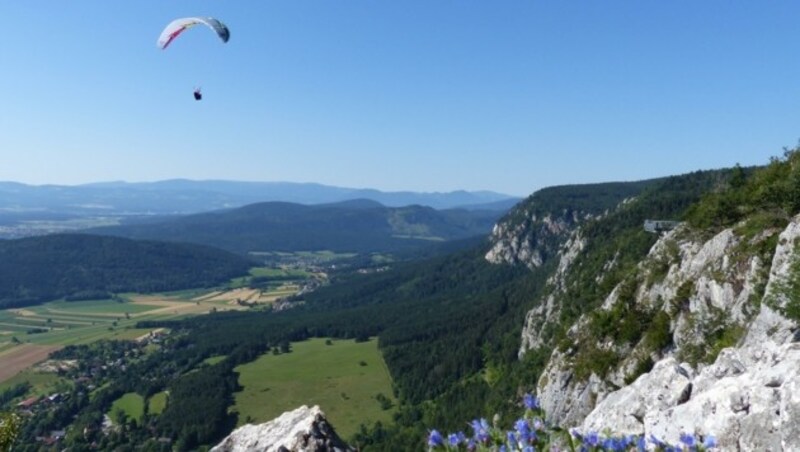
193, 88, 202, 101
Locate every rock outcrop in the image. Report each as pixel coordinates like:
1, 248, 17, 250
211, 405, 353, 452
519, 232, 585, 355
582, 315, 800, 450
572, 216, 800, 449
486, 210, 583, 269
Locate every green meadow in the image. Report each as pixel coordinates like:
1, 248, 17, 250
109, 392, 145, 423
45, 299, 159, 315
0, 369, 65, 396
232, 338, 396, 439
203, 355, 227, 366
148, 391, 168, 415
229, 266, 315, 288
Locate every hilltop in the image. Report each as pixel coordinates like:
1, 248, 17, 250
86, 200, 504, 255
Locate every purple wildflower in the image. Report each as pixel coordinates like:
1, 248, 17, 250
523, 393, 540, 410
584, 431, 600, 447
515, 418, 535, 443
427, 430, 444, 448
448, 432, 462, 446
636, 435, 647, 451
703, 435, 717, 449
533, 418, 544, 431
680, 433, 697, 448
466, 438, 477, 451
507, 430, 518, 447
470, 418, 491, 443
602, 437, 627, 451
515, 419, 530, 435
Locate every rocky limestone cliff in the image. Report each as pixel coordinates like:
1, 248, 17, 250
211, 405, 353, 452
518, 231, 585, 355
485, 209, 585, 269
580, 218, 800, 450
528, 214, 800, 448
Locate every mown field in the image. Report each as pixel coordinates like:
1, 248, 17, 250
148, 391, 168, 415
0, 366, 65, 396
109, 392, 145, 423
232, 338, 396, 439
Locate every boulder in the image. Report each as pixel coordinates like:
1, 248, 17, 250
211, 405, 353, 452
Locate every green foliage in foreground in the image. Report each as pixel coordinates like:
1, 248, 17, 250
0, 412, 21, 452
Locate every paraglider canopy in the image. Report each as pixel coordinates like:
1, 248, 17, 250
157, 17, 230, 50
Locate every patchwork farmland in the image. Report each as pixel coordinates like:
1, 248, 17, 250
0, 271, 309, 384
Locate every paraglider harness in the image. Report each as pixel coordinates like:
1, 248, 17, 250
193, 88, 202, 101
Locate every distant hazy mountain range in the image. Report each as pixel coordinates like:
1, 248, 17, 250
0, 180, 520, 216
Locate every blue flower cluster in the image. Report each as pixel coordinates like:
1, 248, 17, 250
427, 394, 718, 452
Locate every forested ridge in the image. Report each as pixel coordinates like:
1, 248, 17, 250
0, 234, 252, 309
88, 200, 504, 255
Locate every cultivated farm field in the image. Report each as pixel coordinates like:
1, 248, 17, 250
232, 338, 397, 439
0, 269, 308, 384
0, 344, 62, 384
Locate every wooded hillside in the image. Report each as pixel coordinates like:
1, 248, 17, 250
0, 234, 252, 308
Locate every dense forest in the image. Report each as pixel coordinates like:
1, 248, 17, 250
0, 234, 252, 309
87, 200, 505, 255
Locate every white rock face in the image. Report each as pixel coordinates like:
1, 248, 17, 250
537, 347, 609, 428
211, 405, 352, 452
578, 216, 800, 450
485, 211, 580, 269
535, 222, 771, 426
582, 358, 693, 436
519, 233, 585, 355
583, 340, 800, 450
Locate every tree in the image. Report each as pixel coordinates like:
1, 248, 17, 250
0, 412, 21, 452
113, 408, 128, 427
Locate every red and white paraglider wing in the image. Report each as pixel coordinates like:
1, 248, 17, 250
157, 17, 230, 50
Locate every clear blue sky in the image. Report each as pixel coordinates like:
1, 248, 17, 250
2, 2, 799, 196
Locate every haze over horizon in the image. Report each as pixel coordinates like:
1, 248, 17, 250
3, 2, 799, 196
0, 177, 517, 198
